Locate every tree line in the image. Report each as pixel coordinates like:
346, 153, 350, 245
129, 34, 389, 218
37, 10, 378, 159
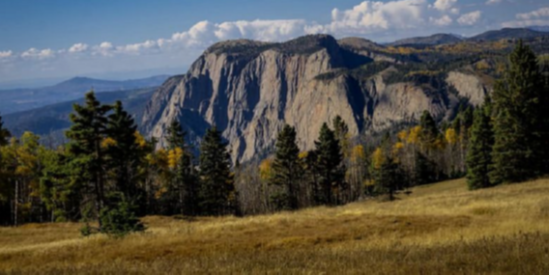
0, 41, 548, 236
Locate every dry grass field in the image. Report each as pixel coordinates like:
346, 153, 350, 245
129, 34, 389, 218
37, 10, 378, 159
2, 178, 549, 274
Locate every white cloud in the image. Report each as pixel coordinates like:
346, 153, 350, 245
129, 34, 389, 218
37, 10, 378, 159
68, 43, 89, 53
325, 0, 428, 34
430, 15, 453, 26
517, 7, 549, 20
486, 0, 501, 5
433, 0, 457, 12
21, 48, 55, 59
502, 7, 549, 28
458, 11, 482, 26
502, 19, 549, 28
0, 51, 12, 59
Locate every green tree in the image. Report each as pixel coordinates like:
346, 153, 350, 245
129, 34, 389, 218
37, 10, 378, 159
0, 115, 10, 146
420, 110, 438, 147
491, 41, 547, 184
198, 127, 234, 215
270, 125, 301, 210
39, 148, 82, 222
314, 123, 344, 205
65, 91, 112, 230
165, 120, 198, 216
466, 104, 495, 190
106, 101, 143, 201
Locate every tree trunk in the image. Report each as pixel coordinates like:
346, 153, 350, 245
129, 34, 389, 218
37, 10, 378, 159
14, 180, 18, 227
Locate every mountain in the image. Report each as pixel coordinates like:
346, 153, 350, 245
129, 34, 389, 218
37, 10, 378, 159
528, 26, 549, 33
0, 75, 170, 114
3, 87, 156, 138
468, 28, 548, 42
141, 34, 497, 163
390, 34, 463, 47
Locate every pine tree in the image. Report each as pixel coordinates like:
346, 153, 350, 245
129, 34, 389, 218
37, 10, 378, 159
106, 101, 143, 202
198, 127, 233, 215
270, 125, 301, 210
419, 110, 438, 147
0, 115, 10, 146
314, 123, 344, 205
165, 120, 197, 216
491, 41, 546, 184
65, 91, 112, 230
466, 103, 495, 190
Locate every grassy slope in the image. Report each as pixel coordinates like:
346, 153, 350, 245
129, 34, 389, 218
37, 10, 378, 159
2, 178, 549, 274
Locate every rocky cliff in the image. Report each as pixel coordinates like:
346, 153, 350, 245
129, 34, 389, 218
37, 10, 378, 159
142, 34, 491, 162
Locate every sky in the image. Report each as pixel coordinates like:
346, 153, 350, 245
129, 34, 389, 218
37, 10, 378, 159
0, 0, 548, 86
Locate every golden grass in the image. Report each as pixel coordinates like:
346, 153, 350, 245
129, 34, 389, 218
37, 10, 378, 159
2, 178, 549, 274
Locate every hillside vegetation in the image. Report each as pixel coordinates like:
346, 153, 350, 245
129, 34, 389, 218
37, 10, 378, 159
1, 178, 549, 274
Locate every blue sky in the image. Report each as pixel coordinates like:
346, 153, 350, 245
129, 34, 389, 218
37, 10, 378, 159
0, 0, 548, 85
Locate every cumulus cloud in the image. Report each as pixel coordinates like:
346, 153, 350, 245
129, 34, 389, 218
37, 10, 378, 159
517, 7, 549, 20
325, 0, 428, 34
68, 43, 89, 53
21, 48, 55, 59
0, 51, 12, 59
433, 0, 457, 12
485, 0, 501, 5
458, 11, 482, 25
502, 7, 549, 28
430, 15, 453, 26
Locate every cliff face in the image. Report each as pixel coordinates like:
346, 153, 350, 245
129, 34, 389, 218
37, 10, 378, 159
142, 35, 490, 162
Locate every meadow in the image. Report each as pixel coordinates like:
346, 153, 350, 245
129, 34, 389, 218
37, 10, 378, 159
1, 178, 549, 274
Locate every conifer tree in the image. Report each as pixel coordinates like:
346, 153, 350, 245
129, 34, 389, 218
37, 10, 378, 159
270, 125, 301, 210
491, 41, 546, 184
165, 120, 197, 216
198, 127, 233, 215
65, 91, 112, 229
466, 103, 494, 190
0, 115, 10, 146
419, 110, 438, 147
106, 101, 142, 201
314, 123, 344, 205
333, 115, 350, 156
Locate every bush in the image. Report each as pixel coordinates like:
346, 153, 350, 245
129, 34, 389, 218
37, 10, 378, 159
99, 193, 145, 238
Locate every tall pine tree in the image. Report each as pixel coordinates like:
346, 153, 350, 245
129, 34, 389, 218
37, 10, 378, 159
466, 102, 495, 190
491, 41, 547, 184
106, 101, 143, 201
0, 115, 10, 146
165, 120, 197, 216
271, 125, 301, 210
65, 91, 112, 229
314, 123, 344, 205
198, 127, 233, 215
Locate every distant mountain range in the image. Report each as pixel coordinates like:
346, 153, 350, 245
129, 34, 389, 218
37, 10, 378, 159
0, 75, 170, 114
387, 27, 549, 47
3, 87, 157, 139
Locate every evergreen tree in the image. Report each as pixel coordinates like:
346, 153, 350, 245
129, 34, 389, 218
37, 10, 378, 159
270, 125, 301, 210
198, 127, 234, 215
491, 41, 547, 184
0, 115, 10, 146
374, 155, 403, 201
39, 149, 82, 222
466, 104, 495, 190
106, 101, 143, 201
314, 123, 344, 205
333, 115, 350, 156
165, 120, 197, 216
420, 110, 438, 146
65, 91, 112, 230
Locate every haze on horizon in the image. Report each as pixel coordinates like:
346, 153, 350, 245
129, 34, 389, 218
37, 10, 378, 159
0, 0, 547, 84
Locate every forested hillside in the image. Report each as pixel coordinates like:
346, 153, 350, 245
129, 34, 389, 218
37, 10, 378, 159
0, 41, 548, 237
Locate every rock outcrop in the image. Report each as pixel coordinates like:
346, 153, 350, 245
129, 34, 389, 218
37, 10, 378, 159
142, 34, 491, 162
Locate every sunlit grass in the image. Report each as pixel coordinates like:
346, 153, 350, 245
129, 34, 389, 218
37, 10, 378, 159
2, 178, 549, 274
